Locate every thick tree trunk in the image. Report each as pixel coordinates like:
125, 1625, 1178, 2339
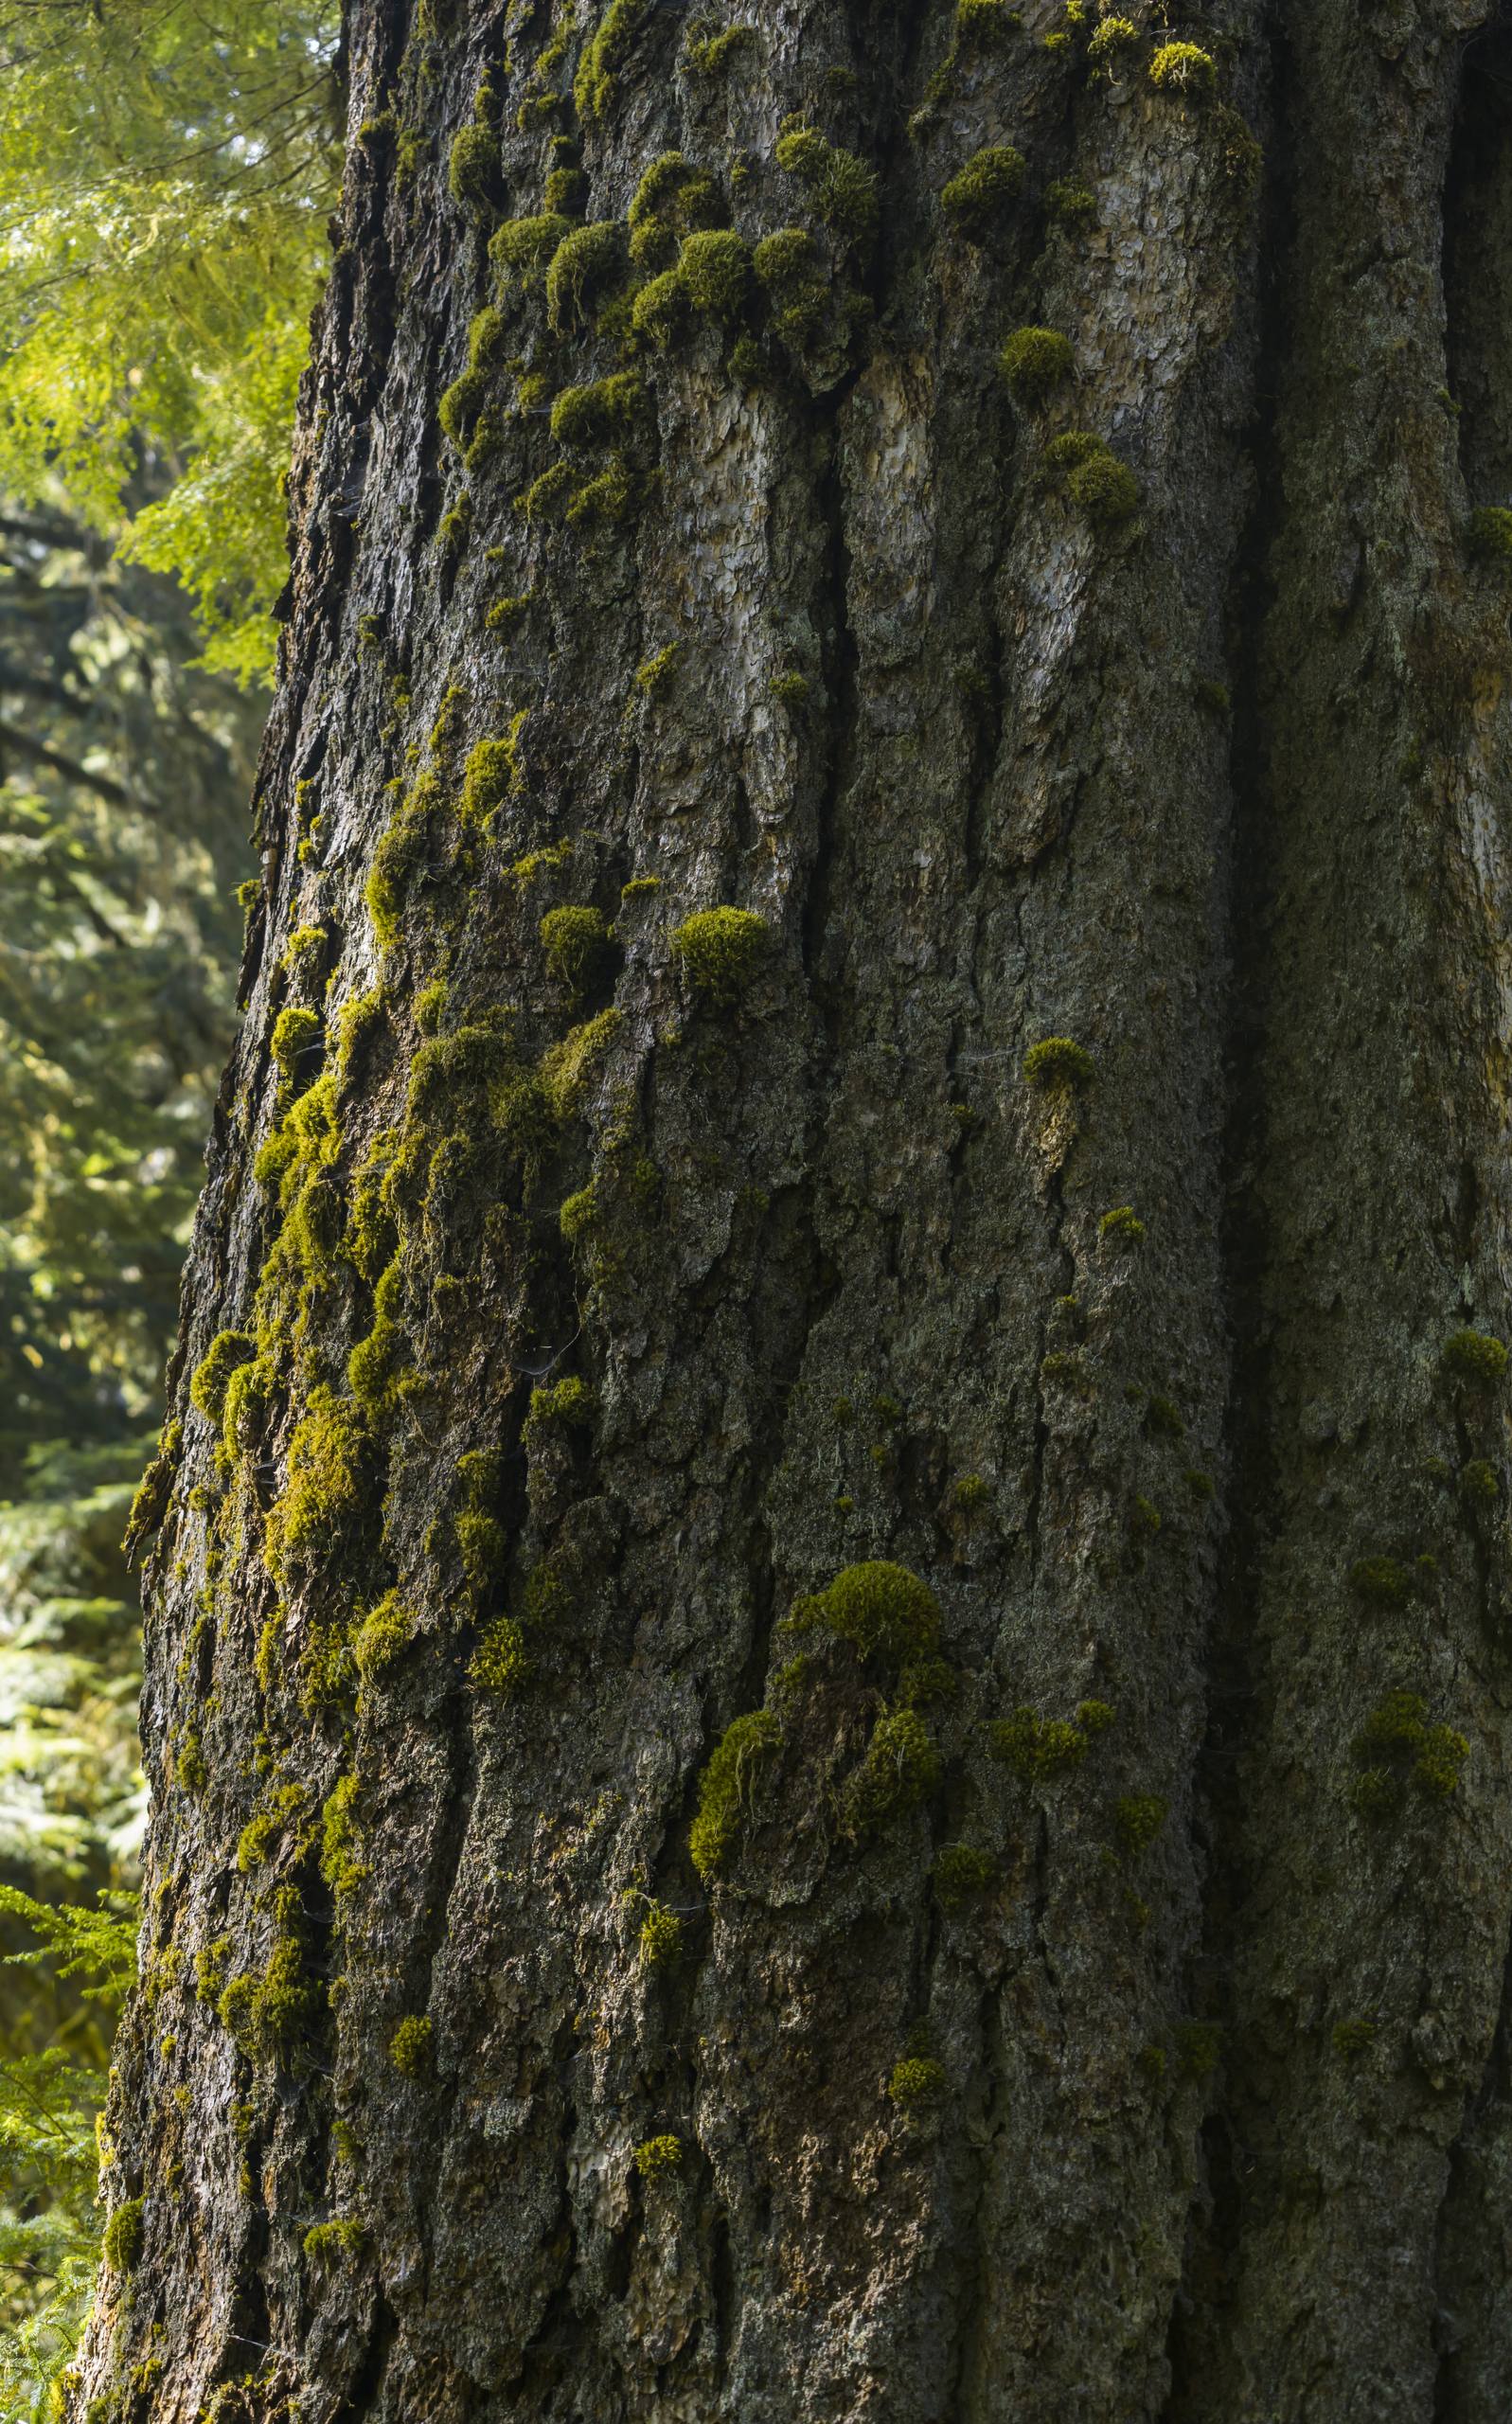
78, 2, 1512, 2417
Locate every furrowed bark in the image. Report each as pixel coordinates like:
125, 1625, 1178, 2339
76, 4, 1512, 2420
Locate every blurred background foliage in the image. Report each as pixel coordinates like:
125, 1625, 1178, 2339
0, 2, 343, 2403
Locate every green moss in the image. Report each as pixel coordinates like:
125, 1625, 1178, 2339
175, 1726, 208, 1795
390, 2015, 432, 2077
272, 1005, 323, 1094
950, 1472, 991, 1517
1174, 2021, 1220, 2079
680, 228, 750, 321
1130, 1494, 1162, 1541
448, 121, 498, 214
1149, 40, 1216, 92
941, 145, 1025, 240
1000, 327, 1074, 408
102, 2197, 145, 2273
545, 220, 627, 335
787, 1560, 939, 1664
670, 907, 770, 1007
1088, 13, 1139, 69
1046, 178, 1096, 228
1147, 1394, 1183, 1439
469, 1613, 530, 1694
1114, 1793, 1168, 1853
195, 1936, 230, 2005
263, 1386, 367, 1590
685, 21, 756, 75
190, 1329, 256, 1424
236, 1782, 308, 1875
638, 1902, 684, 1967
524, 1373, 595, 1447
1468, 507, 1512, 563
543, 164, 587, 215
956, 0, 1012, 45
218, 1894, 318, 2060
567, 456, 636, 531
1460, 1457, 1499, 1508
1100, 1204, 1146, 1244
753, 227, 828, 343
540, 904, 614, 998
574, 0, 648, 120
320, 1774, 366, 1899
1023, 1035, 1094, 1088
631, 266, 689, 347
934, 1843, 994, 1909
549, 371, 644, 447
336, 987, 385, 1080
1348, 1555, 1410, 1609
774, 126, 880, 248
303, 2218, 366, 2261
489, 211, 573, 284
353, 1591, 415, 1680
992, 1705, 1092, 1781
455, 1509, 507, 1589
1044, 431, 1140, 524
1350, 1689, 1467, 1812
628, 151, 722, 265
461, 719, 527, 828
634, 2131, 682, 2181
1443, 1327, 1508, 1383
689, 1709, 781, 1878
887, 2056, 945, 2107
841, 1706, 942, 1836
487, 592, 533, 635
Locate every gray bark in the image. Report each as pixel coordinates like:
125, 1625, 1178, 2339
76, 2, 1512, 2418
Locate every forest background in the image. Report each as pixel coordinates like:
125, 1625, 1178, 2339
0, 5, 341, 2406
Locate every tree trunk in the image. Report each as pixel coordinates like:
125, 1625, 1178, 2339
78, 2, 1512, 2417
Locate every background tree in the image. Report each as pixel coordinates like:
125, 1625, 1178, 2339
76, 1, 1512, 2419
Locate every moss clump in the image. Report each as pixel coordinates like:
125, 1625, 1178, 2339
390, 2015, 432, 2077
774, 126, 880, 248
1100, 1204, 1146, 1243
540, 903, 614, 996
236, 1782, 308, 1875
1443, 1326, 1508, 1383
189, 1328, 256, 1424
887, 2056, 946, 2107
1114, 1793, 1168, 1854
549, 372, 644, 448
934, 1843, 994, 1909
940, 145, 1025, 241
787, 1560, 939, 1665
992, 1704, 1094, 1781
460, 721, 526, 829
1348, 1555, 1410, 1609
102, 2196, 145, 2273
272, 1005, 323, 1093
670, 907, 770, 1007
354, 1591, 415, 1681
638, 1903, 684, 1967
841, 1706, 942, 1836
1349, 1689, 1468, 1813
575, 0, 647, 120
541, 1007, 621, 1114
1460, 1458, 1499, 1509
1045, 430, 1140, 524
469, 1613, 530, 1695
448, 122, 498, 214
1023, 1034, 1094, 1089
1468, 507, 1512, 563
634, 2131, 682, 2181
489, 211, 574, 285
545, 219, 626, 337
320, 1774, 366, 1899
567, 456, 636, 532
1088, 13, 1139, 68
628, 151, 722, 265
1000, 326, 1074, 408
753, 227, 828, 344
263, 1386, 368, 1591
1149, 40, 1215, 93
680, 228, 751, 321
689, 1709, 781, 1878
956, 0, 1011, 46
303, 2218, 366, 2261
950, 1472, 991, 1517
523, 1373, 594, 1448
218, 1893, 318, 2061
1047, 177, 1095, 224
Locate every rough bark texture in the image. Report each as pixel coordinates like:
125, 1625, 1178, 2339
77, 1, 1512, 2417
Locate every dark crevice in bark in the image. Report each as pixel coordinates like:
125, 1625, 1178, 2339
1162, 3, 1296, 2407
1444, 14, 1512, 507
